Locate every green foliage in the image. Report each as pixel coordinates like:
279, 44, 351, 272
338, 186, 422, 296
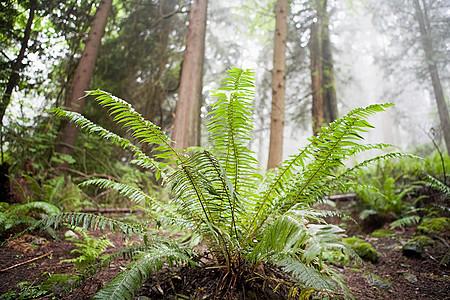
0, 280, 47, 300
343, 237, 379, 263
371, 229, 393, 237
355, 151, 449, 228
40, 273, 79, 296
416, 217, 450, 235
356, 170, 420, 220
411, 235, 435, 247
61, 226, 115, 269
390, 215, 421, 229
45, 67, 406, 299
0, 200, 59, 236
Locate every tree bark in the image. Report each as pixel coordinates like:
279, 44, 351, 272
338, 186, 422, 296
55, 0, 113, 166
0, 0, 37, 130
316, 0, 338, 124
267, 0, 288, 170
309, 22, 324, 136
171, 0, 208, 149
413, 0, 450, 155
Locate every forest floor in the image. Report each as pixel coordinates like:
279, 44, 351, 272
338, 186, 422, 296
0, 212, 449, 299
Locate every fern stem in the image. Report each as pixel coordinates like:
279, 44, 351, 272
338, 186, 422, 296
203, 151, 239, 241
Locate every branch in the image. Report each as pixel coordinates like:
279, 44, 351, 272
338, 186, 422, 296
0, 251, 53, 272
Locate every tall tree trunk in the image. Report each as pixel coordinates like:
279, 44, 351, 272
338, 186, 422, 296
0, 0, 36, 130
309, 22, 324, 136
171, 0, 208, 149
316, 0, 338, 123
55, 0, 112, 167
267, 0, 288, 170
413, 0, 450, 155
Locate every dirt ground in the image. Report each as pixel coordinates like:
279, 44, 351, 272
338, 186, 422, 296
0, 220, 448, 299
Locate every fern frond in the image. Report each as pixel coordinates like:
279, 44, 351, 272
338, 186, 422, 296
423, 175, 450, 196
39, 213, 150, 240
206, 68, 260, 198
248, 104, 395, 236
390, 215, 420, 229
275, 256, 338, 293
50, 108, 164, 177
93, 243, 199, 300
303, 224, 346, 264
7, 201, 60, 216
86, 90, 182, 163
81, 179, 162, 208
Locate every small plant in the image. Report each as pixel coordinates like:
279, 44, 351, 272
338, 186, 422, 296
61, 226, 114, 269
0, 281, 47, 300
19, 68, 408, 299
0, 201, 60, 236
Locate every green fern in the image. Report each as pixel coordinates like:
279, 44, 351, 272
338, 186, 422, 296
390, 215, 421, 229
0, 201, 60, 236
61, 226, 115, 269
43, 67, 410, 299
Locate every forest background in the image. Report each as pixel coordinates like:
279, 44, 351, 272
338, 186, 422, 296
0, 0, 449, 195
0, 0, 449, 298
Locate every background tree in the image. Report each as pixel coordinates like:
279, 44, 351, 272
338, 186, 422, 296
412, 0, 450, 155
54, 0, 113, 169
309, 22, 323, 136
367, 0, 449, 152
317, 0, 338, 124
171, 0, 208, 149
267, 0, 288, 169
92, 0, 187, 155
0, 0, 36, 129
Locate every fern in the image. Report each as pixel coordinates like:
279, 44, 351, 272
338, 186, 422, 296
390, 215, 421, 229
44, 67, 410, 299
61, 226, 115, 269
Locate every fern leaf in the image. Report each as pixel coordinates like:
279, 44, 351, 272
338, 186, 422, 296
86, 90, 182, 162
276, 256, 338, 293
390, 215, 420, 229
206, 68, 260, 198
93, 244, 199, 300
50, 108, 163, 176
248, 104, 397, 236
7, 201, 60, 216
424, 175, 450, 196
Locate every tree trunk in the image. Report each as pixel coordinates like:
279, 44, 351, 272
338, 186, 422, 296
171, 0, 208, 150
55, 0, 113, 167
316, 0, 338, 124
0, 0, 37, 130
267, 0, 288, 170
309, 22, 324, 136
413, 0, 450, 155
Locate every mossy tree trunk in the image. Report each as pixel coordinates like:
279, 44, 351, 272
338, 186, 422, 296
309, 22, 324, 136
316, 0, 338, 124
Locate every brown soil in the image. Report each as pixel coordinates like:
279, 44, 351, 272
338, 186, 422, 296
0, 221, 448, 299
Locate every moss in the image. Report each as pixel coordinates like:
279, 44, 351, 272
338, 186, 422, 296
416, 217, 450, 235
41, 274, 79, 295
364, 273, 392, 290
343, 237, 379, 263
371, 229, 393, 237
412, 235, 435, 247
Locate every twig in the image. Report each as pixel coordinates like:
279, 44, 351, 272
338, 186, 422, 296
0, 251, 53, 272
